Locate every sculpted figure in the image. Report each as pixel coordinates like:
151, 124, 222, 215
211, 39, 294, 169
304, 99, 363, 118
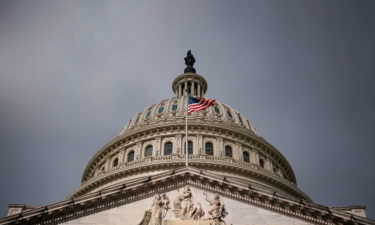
189, 203, 205, 220
204, 193, 228, 225
150, 193, 169, 225
161, 193, 170, 218
184, 50, 196, 73
184, 50, 195, 67
173, 186, 193, 219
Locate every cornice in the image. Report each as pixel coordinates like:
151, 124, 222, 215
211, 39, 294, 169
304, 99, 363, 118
72, 158, 307, 201
1, 167, 373, 225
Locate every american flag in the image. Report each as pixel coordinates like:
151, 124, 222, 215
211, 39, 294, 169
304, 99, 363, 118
188, 96, 216, 114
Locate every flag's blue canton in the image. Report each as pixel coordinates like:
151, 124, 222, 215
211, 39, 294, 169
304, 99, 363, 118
188, 97, 201, 105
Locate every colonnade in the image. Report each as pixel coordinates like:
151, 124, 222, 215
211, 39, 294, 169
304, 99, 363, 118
176, 81, 204, 97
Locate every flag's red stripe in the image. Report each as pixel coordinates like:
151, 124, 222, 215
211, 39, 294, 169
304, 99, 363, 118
187, 98, 215, 113
189, 99, 215, 109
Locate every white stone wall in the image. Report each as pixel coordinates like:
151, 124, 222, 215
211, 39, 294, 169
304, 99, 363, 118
61, 187, 314, 225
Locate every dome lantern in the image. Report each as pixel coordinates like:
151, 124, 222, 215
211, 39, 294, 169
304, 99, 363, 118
172, 51, 208, 97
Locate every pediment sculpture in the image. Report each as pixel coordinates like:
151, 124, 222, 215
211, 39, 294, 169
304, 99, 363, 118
144, 186, 228, 225
172, 186, 228, 225
150, 193, 170, 225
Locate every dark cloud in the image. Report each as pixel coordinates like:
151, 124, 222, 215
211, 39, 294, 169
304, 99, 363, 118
0, 0, 374, 219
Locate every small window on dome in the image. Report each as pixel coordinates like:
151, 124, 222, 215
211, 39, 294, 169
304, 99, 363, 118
164, 142, 173, 155
127, 151, 135, 162
243, 151, 250, 162
171, 104, 178, 111
225, 145, 232, 157
214, 106, 221, 114
145, 111, 152, 119
145, 145, 153, 157
259, 158, 265, 168
184, 141, 193, 155
113, 158, 119, 167
226, 110, 233, 119
158, 106, 165, 114
205, 142, 213, 155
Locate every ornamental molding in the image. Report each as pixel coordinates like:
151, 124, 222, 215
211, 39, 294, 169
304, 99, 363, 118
71, 157, 307, 201
82, 120, 296, 184
1, 167, 373, 225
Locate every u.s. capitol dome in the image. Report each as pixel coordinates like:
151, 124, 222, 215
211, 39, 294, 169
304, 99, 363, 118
69, 54, 309, 201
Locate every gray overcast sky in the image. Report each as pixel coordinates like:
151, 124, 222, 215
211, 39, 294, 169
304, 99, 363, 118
0, 0, 375, 219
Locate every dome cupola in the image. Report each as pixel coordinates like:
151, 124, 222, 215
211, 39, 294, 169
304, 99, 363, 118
172, 50, 207, 97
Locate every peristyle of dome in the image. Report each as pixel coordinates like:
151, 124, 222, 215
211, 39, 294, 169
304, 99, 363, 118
69, 56, 309, 202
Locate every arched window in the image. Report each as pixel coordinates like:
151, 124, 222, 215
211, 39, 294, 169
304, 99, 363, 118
205, 142, 213, 155
127, 151, 135, 162
259, 158, 265, 168
225, 145, 232, 157
164, 142, 173, 155
184, 141, 193, 155
113, 158, 119, 167
144, 145, 153, 157
243, 151, 250, 163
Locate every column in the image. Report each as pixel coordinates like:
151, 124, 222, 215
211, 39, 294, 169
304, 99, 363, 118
178, 84, 182, 97
235, 142, 242, 160
118, 149, 125, 163
197, 134, 203, 154
184, 81, 187, 96
197, 84, 201, 97
266, 157, 272, 171
176, 134, 182, 155
136, 142, 142, 160
104, 159, 110, 170
250, 150, 258, 165
155, 137, 161, 156
191, 81, 195, 96
216, 137, 224, 157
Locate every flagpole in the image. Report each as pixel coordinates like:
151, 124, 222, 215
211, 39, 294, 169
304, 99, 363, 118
185, 91, 188, 167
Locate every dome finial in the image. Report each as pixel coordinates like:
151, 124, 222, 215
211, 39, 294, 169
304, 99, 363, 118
184, 50, 196, 73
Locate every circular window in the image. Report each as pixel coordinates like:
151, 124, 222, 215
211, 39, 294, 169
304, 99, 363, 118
171, 104, 178, 111
157, 106, 165, 114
